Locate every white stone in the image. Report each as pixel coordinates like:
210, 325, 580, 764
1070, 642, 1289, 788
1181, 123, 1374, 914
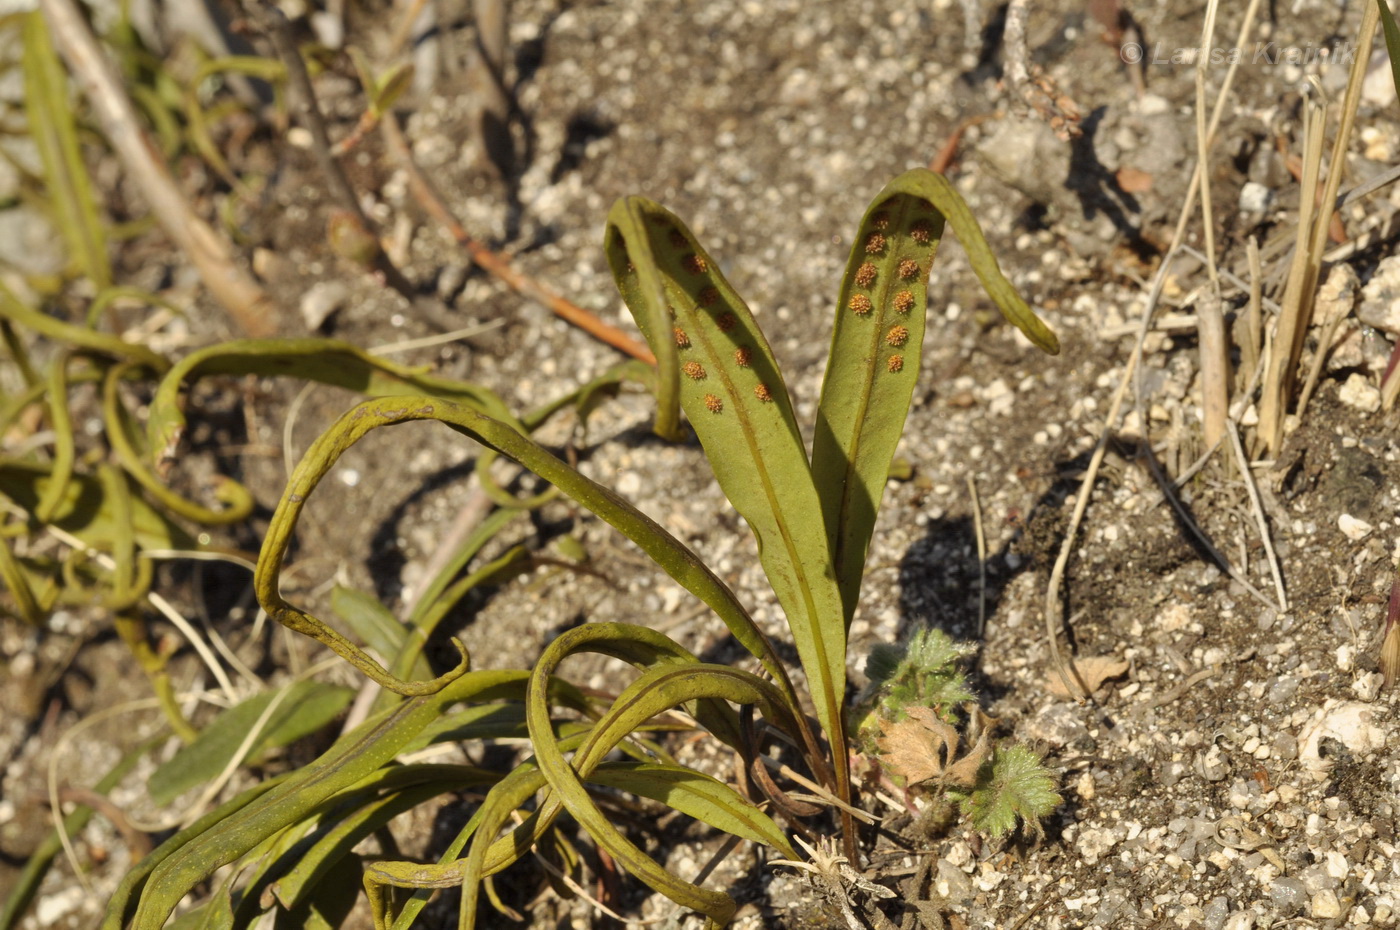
1076, 825, 1121, 865
1223, 911, 1256, 930
1359, 254, 1400, 334
1299, 700, 1388, 777
1238, 181, 1272, 214
1339, 513, 1375, 540
1354, 671, 1385, 702
1338, 374, 1381, 413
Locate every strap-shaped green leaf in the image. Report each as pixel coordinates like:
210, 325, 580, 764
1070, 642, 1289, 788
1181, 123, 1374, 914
0, 461, 195, 552
104, 363, 255, 525
246, 765, 500, 919
813, 169, 1058, 624
146, 680, 355, 806
587, 762, 796, 857
255, 396, 796, 702
604, 198, 849, 795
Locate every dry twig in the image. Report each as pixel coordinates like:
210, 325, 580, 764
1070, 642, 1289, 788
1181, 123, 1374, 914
380, 113, 656, 363
1002, 0, 1082, 140
40, 0, 279, 337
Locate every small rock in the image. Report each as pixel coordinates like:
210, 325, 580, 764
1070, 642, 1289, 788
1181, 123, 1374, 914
1353, 671, 1384, 702
1266, 676, 1299, 703
1337, 373, 1381, 413
1222, 912, 1255, 930
1076, 825, 1121, 865
935, 858, 973, 905
1271, 876, 1308, 914
1025, 702, 1090, 748
1315, 263, 1359, 327
1338, 513, 1374, 540
1311, 889, 1342, 920
300, 280, 350, 331
1299, 700, 1387, 777
1238, 181, 1272, 216
0, 206, 67, 277
1359, 254, 1400, 334
1203, 896, 1230, 930
1196, 744, 1230, 781
1363, 48, 1399, 107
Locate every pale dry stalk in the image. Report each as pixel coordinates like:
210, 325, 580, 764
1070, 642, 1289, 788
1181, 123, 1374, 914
40, 0, 279, 337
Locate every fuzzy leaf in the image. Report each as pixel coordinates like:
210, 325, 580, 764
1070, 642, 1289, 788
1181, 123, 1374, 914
961, 744, 1062, 839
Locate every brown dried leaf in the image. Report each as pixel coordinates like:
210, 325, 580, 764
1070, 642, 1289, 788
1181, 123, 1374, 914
875, 706, 958, 786
1047, 655, 1130, 698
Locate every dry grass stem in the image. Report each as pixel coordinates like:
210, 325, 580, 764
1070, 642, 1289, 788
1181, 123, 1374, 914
968, 474, 987, 636
1259, 2, 1377, 451
1195, 289, 1230, 449
1226, 422, 1287, 611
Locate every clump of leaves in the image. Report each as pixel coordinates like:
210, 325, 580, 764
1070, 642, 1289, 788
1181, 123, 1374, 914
99, 168, 1057, 930
859, 628, 1062, 839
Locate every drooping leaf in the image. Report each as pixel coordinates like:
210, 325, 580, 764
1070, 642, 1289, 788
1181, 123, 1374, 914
254, 396, 795, 703
112, 669, 527, 930
145, 338, 517, 469
331, 585, 413, 670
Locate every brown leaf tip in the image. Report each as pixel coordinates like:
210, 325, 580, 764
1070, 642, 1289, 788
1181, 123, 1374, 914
699, 286, 721, 307
887, 354, 904, 373
703, 393, 723, 413
855, 262, 878, 287
716, 312, 738, 332
898, 258, 920, 280
682, 254, 708, 274
893, 291, 915, 313
849, 294, 874, 316
682, 361, 707, 380
865, 233, 887, 254
754, 383, 773, 402
910, 220, 934, 244
674, 327, 691, 348
734, 346, 753, 367
886, 325, 909, 347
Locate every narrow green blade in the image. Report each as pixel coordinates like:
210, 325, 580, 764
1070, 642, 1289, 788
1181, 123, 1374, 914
813, 169, 1058, 626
